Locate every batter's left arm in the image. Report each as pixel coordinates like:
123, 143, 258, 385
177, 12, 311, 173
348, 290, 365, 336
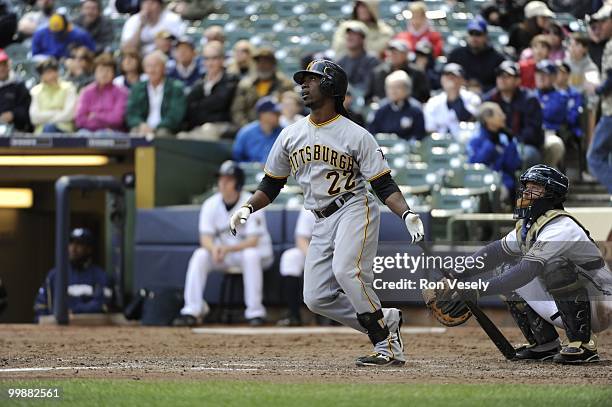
371, 173, 424, 243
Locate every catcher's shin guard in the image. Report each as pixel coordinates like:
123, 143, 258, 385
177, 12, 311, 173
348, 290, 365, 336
357, 309, 389, 346
506, 293, 559, 347
553, 289, 592, 344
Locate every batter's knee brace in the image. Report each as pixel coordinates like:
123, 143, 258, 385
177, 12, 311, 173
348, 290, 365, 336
279, 247, 305, 277
357, 309, 390, 346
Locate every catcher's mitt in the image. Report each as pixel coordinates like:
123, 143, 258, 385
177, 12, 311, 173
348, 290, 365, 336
422, 278, 472, 327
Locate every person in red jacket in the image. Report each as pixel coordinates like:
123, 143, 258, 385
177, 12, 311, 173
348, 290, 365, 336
519, 35, 551, 89
394, 1, 443, 58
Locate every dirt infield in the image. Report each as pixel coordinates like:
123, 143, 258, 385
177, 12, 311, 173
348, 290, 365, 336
1, 322, 611, 385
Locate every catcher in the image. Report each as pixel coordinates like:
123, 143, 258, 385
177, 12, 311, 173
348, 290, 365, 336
424, 165, 612, 364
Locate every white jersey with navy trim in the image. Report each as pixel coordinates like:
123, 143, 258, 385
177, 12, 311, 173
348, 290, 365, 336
263, 114, 390, 210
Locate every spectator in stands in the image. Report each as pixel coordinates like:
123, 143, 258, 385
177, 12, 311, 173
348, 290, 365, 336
120, 0, 186, 55
0, 0, 17, 48
32, 13, 95, 60
75, 0, 113, 53
485, 61, 544, 168
368, 70, 425, 141
126, 50, 186, 137
447, 17, 505, 93
279, 90, 304, 127
555, 61, 585, 137
29, 58, 77, 133
366, 39, 430, 104
588, 3, 612, 193
567, 33, 600, 92
587, 5, 612, 70
232, 97, 283, 164
231, 47, 293, 127
508, 1, 554, 55
167, 36, 202, 90
172, 161, 273, 327
413, 41, 440, 91
75, 53, 128, 133
17, 0, 54, 38
227, 40, 254, 79
181, 41, 238, 140
332, 0, 394, 59
113, 48, 145, 89
544, 23, 566, 62
533, 60, 569, 168
395, 1, 443, 58
64, 46, 95, 92
519, 35, 551, 89
203, 25, 225, 46
480, 2, 503, 28
344, 87, 365, 127
0, 49, 31, 132
424, 63, 481, 139
337, 21, 380, 93
467, 101, 521, 199
34, 228, 112, 320
233, 97, 283, 163
153, 30, 175, 58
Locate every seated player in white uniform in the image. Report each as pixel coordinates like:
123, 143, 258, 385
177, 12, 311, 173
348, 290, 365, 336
277, 208, 316, 326
173, 161, 274, 327
427, 165, 612, 363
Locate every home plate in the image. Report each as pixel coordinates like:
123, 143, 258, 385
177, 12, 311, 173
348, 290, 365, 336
192, 326, 446, 335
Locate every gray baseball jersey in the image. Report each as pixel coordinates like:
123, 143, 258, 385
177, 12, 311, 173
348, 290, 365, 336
264, 114, 391, 210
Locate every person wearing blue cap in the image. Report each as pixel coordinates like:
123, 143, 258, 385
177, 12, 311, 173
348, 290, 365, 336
167, 36, 203, 91
447, 16, 505, 92
34, 227, 113, 321
534, 60, 572, 169
232, 96, 284, 163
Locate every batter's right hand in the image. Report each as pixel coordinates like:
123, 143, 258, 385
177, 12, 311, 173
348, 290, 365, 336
229, 205, 252, 236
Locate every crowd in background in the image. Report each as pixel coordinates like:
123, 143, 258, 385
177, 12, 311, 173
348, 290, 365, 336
0, 0, 610, 193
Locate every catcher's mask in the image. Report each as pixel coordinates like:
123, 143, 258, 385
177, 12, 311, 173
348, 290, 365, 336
514, 164, 568, 220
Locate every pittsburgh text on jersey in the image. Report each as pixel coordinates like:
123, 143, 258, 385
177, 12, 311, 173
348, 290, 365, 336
288, 144, 355, 174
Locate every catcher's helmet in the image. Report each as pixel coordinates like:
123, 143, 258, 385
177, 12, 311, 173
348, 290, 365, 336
293, 60, 349, 98
514, 164, 569, 220
216, 160, 245, 191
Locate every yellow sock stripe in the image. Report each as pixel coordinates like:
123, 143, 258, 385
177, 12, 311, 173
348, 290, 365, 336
356, 194, 377, 312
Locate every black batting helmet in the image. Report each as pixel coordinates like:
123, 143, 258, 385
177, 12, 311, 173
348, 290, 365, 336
216, 160, 245, 191
293, 60, 349, 99
514, 164, 569, 220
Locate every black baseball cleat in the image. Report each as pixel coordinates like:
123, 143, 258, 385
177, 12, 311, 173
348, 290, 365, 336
513, 344, 560, 361
172, 314, 198, 327
553, 342, 600, 364
355, 353, 405, 367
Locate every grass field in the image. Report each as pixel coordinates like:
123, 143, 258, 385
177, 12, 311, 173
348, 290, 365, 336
1, 380, 611, 407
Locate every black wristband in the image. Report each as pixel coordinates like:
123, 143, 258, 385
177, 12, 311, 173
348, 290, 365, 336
402, 209, 415, 221
242, 204, 254, 214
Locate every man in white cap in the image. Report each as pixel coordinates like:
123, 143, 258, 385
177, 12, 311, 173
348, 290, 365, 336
508, 1, 555, 54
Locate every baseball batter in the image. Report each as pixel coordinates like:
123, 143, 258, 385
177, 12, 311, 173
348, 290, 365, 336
426, 165, 612, 363
230, 60, 425, 366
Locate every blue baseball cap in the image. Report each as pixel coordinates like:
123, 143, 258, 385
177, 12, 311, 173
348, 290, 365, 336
536, 60, 557, 75
255, 97, 281, 114
467, 17, 487, 34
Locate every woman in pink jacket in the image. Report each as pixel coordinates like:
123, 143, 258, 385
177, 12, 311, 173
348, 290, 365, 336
76, 53, 129, 133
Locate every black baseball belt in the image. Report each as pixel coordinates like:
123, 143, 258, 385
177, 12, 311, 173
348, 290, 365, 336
312, 192, 355, 219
